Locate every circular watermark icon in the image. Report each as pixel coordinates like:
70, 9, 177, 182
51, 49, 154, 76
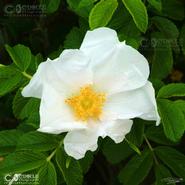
4, 174, 20, 183
4, 173, 39, 185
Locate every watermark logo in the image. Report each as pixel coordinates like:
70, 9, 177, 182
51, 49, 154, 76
4, 4, 46, 17
161, 177, 184, 184
4, 173, 39, 185
138, 38, 184, 51
4, 174, 19, 182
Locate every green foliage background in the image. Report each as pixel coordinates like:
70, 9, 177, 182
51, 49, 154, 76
0, 0, 185, 184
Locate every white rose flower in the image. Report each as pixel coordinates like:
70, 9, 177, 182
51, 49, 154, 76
22, 27, 160, 160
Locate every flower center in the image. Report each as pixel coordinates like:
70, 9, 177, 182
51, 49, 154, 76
65, 85, 106, 121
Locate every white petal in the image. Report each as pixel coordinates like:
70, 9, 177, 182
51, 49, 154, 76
22, 49, 93, 98
22, 59, 49, 98
80, 27, 149, 95
64, 127, 100, 160
80, 27, 119, 63
63, 119, 133, 159
139, 82, 160, 125
102, 119, 133, 143
93, 43, 149, 95
102, 81, 160, 125
38, 83, 87, 134
38, 124, 86, 134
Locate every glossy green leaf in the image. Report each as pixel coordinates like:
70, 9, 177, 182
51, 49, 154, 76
118, 16, 141, 49
127, 119, 144, 146
0, 129, 23, 156
150, 79, 165, 93
161, 0, 184, 21
125, 138, 141, 155
152, 16, 179, 39
17, 131, 59, 151
56, 147, 83, 185
147, 0, 162, 12
46, 0, 61, 13
174, 100, 185, 132
151, 32, 173, 79
155, 164, 175, 185
67, 0, 94, 18
157, 99, 185, 142
0, 65, 23, 96
13, 89, 40, 120
64, 27, 85, 49
146, 125, 176, 145
0, 151, 46, 175
5, 44, 31, 71
122, 0, 148, 33
180, 24, 185, 55
155, 146, 185, 180
108, 3, 129, 30
36, 162, 57, 185
158, 83, 185, 98
102, 138, 134, 164
110, 5, 141, 48
174, 100, 185, 115
118, 150, 153, 185
79, 152, 94, 174
89, 0, 118, 29
29, 53, 43, 73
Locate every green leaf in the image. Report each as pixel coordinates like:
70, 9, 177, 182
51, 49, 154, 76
0, 65, 23, 96
109, 5, 142, 48
56, 147, 83, 185
151, 32, 173, 79
147, 0, 162, 12
155, 146, 185, 180
13, 89, 40, 120
108, 3, 129, 30
36, 162, 57, 185
146, 125, 176, 146
102, 138, 134, 164
89, 0, 118, 29
118, 18, 142, 49
125, 138, 141, 155
0, 129, 23, 155
152, 16, 179, 39
127, 119, 144, 146
64, 27, 85, 49
79, 152, 94, 174
155, 164, 175, 185
16, 123, 37, 133
174, 100, 185, 115
5, 44, 31, 71
174, 100, 185, 132
151, 16, 180, 53
118, 150, 153, 185
0, 151, 46, 175
161, 0, 185, 21
150, 79, 165, 93
28, 53, 43, 73
17, 131, 59, 152
158, 83, 185, 98
157, 99, 185, 142
122, 0, 148, 33
180, 24, 185, 55
49, 45, 63, 59
67, 0, 94, 18
46, 0, 61, 13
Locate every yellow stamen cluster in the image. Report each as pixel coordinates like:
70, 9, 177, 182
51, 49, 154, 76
65, 85, 106, 121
